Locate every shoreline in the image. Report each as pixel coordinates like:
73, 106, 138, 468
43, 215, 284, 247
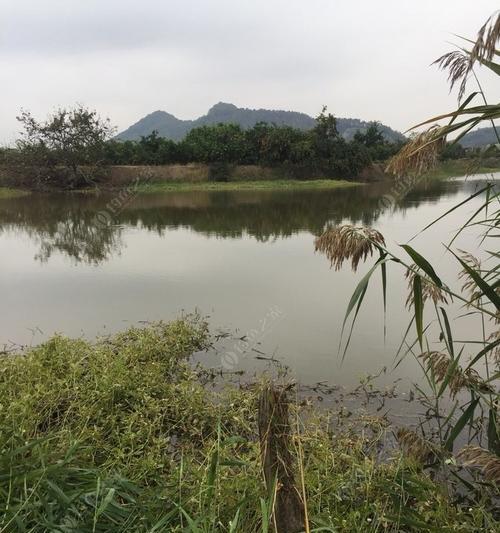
1, 318, 492, 530
0, 159, 499, 197
132, 178, 362, 193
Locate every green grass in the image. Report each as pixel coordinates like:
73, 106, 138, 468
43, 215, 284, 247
134, 179, 362, 193
0, 318, 495, 531
0, 187, 30, 199
422, 159, 500, 180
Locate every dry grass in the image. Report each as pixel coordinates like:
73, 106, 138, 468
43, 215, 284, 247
457, 445, 500, 483
314, 225, 385, 272
434, 11, 500, 100
386, 127, 444, 177
396, 428, 439, 464
419, 351, 491, 398
458, 250, 483, 307
405, 270, 449, 308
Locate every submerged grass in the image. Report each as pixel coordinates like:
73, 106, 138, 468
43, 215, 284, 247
0, 318, 495, 531
133, 179, 362, 193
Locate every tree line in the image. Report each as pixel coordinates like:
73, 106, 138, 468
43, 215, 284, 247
104, 111, 403, 170
1, 105, 407, 188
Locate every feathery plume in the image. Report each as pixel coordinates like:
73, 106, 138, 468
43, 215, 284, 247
315, 225, 385, 272
405, 269, 449, 308
419, 351, 492, 397
457, 445, 500, 483
386, 127, 444, 177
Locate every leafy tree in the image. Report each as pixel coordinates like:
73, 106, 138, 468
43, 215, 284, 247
181, 124, 246, 163
353, 122, 384, 148
311, 107, 340, 159
16, 105, 115, 188
352, 122, 404, 161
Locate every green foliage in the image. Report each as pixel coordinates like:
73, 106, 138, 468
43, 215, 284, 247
353, 122, 404, 161
0, 318, 491, 531
99, 114, 377, 179
182, 124, 247, 164
14, 106, 115, 189
4, 107, 405, 188
331, 14, 500, 517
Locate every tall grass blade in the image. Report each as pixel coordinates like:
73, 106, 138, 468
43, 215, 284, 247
445, 397, 480, 452
439, 307, 454, 358
401, 245, 442, 287
413, 274, 424, 349
452, 250, 500, 311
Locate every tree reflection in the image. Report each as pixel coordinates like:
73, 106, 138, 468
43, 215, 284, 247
0, 178, 465, 264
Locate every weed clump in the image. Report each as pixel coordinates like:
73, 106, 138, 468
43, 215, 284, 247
0, 319, 495, 531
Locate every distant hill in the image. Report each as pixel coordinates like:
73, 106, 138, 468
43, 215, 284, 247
459, 126, 500, 148
117, 102, 405, 143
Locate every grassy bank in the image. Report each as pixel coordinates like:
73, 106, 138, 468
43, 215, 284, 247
2, 159, 498, 196
422, 159, 500, 180
0, 186, 30, 199
0, 318, 494, 532
133, 178, 362, 193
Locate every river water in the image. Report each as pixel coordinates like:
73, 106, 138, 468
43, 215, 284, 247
0, 175, 496, 389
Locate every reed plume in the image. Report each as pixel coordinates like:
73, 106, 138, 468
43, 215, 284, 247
314, 225, 385, 272
405, 269, 449, 308
396, 428, 438, 463
419, 351, 492, 397
434, 11, 500, 100
457, 445, 500, 483
386, 127, 444, 177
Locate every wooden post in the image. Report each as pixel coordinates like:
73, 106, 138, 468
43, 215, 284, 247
258, 383, 305, 533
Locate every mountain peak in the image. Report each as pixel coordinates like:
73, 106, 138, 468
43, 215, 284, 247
207, 102, 238, 115
116, 103, 405, 143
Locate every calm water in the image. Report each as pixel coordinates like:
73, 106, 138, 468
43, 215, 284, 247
0, 176, 496, 388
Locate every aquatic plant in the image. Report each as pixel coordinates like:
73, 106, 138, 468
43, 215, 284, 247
0, 318, 493, 531
318, 11, 500, 513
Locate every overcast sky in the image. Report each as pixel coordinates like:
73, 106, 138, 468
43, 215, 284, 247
1, 0, 499, 143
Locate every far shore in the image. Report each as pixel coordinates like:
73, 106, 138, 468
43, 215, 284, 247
0, 158, 498, 197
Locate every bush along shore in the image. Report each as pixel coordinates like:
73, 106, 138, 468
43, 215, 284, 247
0, 317, 497, 532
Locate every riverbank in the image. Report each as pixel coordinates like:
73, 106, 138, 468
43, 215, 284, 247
0, 159, 499, 196
0, 186, 30, 199
422, 158, 500, 180
0, 318, 494, 531
134, 178, 361, 193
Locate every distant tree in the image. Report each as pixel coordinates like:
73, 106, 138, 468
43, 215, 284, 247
353, 122, 403, 161
16, 105, 115, 188
353, 122, 385, 147
440, 141, 466, 160
311, 107, 340, 159
181, 124, 246, 163
313, 106, 339, 141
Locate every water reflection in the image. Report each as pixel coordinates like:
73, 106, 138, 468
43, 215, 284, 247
0, 175, 494, 387
0, 178, 464, 265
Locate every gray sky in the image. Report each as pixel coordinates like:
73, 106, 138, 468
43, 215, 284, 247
1, 0, 499, 143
